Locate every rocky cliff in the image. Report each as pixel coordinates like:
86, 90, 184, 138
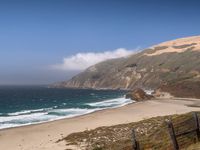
54, 36, 200, 97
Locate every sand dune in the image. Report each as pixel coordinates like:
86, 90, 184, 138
145, 35, 200, 56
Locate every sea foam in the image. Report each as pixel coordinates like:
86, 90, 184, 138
86, 97, 133, 107
0, 97, 133, 130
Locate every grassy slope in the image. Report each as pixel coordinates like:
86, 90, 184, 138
60, 112, 200, 150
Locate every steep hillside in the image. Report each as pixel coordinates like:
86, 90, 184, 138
55, 36, 200, 97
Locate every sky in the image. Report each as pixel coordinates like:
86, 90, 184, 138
0, 0, 200, 85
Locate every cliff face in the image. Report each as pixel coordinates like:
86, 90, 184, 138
55, 36, 200, 93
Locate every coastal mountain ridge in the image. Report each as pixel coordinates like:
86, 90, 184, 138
55, 36, 200, 98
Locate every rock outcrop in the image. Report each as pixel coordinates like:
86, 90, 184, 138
126, 88, 154, 101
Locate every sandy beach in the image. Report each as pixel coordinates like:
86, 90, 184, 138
1, 98, 200, 150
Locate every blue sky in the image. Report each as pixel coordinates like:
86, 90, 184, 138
0, 0, 200, 85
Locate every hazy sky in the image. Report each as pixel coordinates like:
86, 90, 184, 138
0, 0, 200, 85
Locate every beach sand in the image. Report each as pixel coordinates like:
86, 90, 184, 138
1, 98, 200, 150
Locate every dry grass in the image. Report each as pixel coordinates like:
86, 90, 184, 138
58, 112, 200, 150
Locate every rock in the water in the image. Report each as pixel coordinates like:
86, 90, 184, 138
126, 88, 154, 101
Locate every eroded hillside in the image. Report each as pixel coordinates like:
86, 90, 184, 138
55, 36, 200, 97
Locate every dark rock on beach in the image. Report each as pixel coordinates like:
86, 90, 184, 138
125, 88, 154, 101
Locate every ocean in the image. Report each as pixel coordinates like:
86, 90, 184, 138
0, 86, 132, 129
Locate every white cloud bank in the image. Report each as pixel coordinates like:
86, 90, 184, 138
52, 48, 135, 71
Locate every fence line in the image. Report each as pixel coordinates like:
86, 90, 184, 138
132, 129, 140, 150
132, 112, 200, 150
165, 112, 200, 150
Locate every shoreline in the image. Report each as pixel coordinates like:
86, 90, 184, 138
0, 99, 134, 131
0, 96, 134, 131
1, 98, 200, 150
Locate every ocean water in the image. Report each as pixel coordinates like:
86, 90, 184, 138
0, 86, 132, 129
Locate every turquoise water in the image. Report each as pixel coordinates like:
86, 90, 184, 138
0, 86, 132, 129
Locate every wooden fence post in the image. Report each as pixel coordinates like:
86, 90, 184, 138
166, 119, 179, 150
132, 129, 140, 150
193, 112, 200, 141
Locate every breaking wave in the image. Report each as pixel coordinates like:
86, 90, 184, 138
0, 97, 133, 129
